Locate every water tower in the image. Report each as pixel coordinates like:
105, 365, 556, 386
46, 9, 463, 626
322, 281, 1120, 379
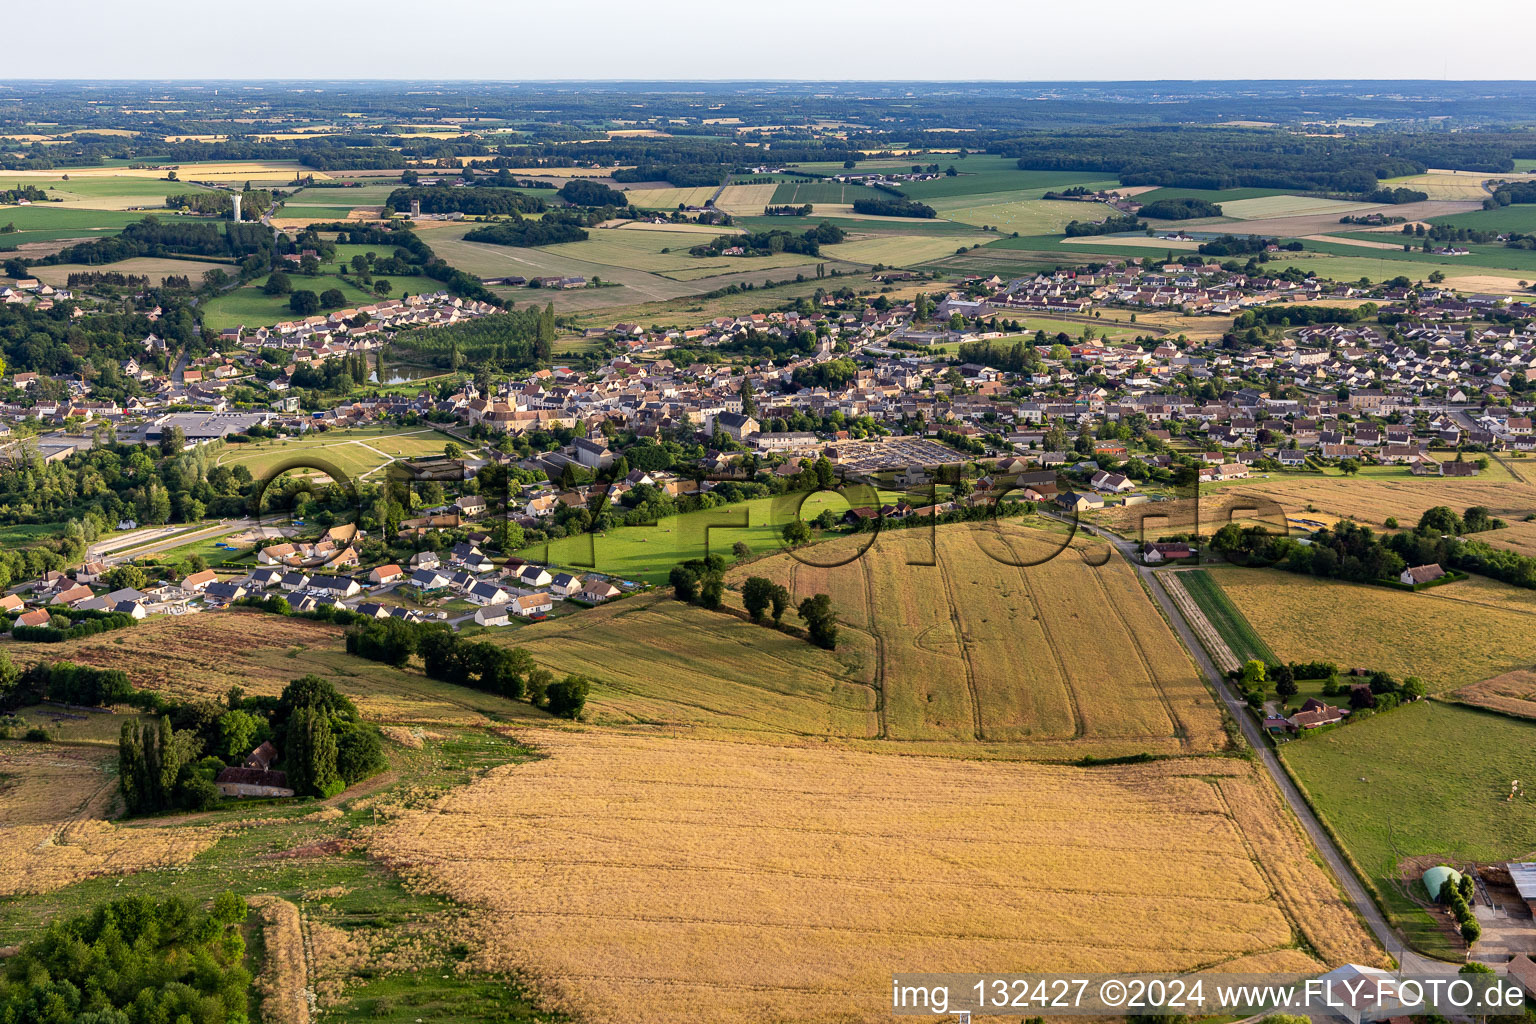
409, 198, 421, 218
231, 192, 242, 223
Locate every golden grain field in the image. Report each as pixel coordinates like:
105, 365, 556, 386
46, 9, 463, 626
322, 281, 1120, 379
9, 611, 546, 725
1214, 568, 1536, 691
506, 593, 880, 738
1096, 470, 1536, 538
1452, 668, 1536, 719
725, 522, 1224, 756
369, 729, 1384, 1024
0, 743, 219, 896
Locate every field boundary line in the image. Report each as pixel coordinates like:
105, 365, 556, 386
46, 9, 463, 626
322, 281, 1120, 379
934, 539, 985, 741
857, 556, 890, 740
1087, 550, 1184, 740
1001, 533, 1085, 739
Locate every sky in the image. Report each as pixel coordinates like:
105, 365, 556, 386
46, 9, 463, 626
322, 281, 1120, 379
15, 0, 1536, 81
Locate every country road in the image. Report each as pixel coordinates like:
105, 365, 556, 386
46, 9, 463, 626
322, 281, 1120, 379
1055, 513, 1452, 974
89, 518, 268, 566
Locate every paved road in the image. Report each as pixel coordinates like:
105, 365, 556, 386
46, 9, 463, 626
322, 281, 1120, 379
92, 518, 260, 566
1056, 513, 1451, 974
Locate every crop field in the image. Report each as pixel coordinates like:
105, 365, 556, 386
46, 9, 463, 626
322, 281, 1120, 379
213, 426, 460, 481
1214, 569, 1536, 692
0, 205, 152, 245
1283, 701, 1536, 957
528, 492, 852, 585
540, 228, 818, 280
507, 594, 879, 737
3, 161, 321, 184
1093, 467, 1536, 537
820, 233, 983, 266
1379, 171, 1522, 201
1453, 668, 1536, 719
769, 181, 884, 205
727, 522, 1225, 757
712, 183, 778, 215
0, 174, 213, 210
200, 272, 443, 331
1131, 187, 1294, 205
29, 257, 231, 286
370, 728, 1382, 1024
279, 184, 400, 217
1429, 203, 1536, 234
7, 611, 547, 726
930, 194, 1120, 235
618, 186, 719, 209
900, 163, 1115, 200
1216, 195, 1379, 220
1177, 569, 1279, 665
0, 741, 221, 897
1211, 468, 1536, 529
1299, 236, 1536, 275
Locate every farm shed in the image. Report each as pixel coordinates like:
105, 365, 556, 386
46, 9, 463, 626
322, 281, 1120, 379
1508, 862, 1536, 914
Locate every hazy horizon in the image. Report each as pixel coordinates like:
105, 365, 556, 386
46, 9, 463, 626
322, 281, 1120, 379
13, 0, 1536, 82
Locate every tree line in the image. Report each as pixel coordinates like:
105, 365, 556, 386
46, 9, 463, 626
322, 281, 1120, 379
342, 612, 589, 718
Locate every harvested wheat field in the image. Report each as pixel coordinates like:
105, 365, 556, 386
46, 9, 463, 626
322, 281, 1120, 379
1482, 518, 1536, 557
724, 521, 1224, 757
0, 742, 218, 896
1095, 470, 1536, 537
1453, 668, 1536, 720
507, 593, 880, 738
6, 611, 546, 725
370, 729, 1384, 1024
1214, 568, 1536, 691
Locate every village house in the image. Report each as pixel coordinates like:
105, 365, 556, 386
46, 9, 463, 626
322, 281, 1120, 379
369, 564, 405, 585
510, 592, 553, 618
579, 579, 622, 604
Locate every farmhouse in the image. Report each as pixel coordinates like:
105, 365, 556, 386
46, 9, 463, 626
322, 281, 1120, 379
51, 584, 93, 607
1401, 564, 1447, 586
1144, 542, 1193, 563
203, 581, 247, 605
215, 766, 294, 799
1287, 698, 1346, 731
